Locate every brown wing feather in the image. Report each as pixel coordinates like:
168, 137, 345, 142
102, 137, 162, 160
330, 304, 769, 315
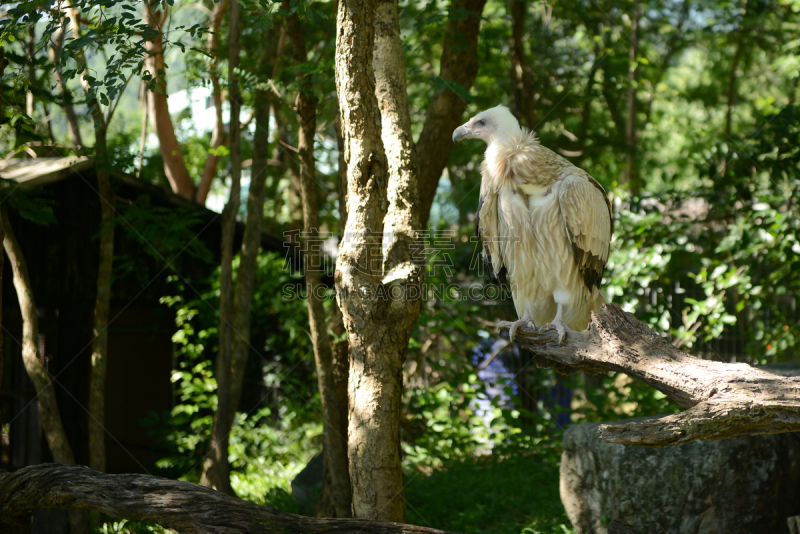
557, 173, 613, 292
476, 194, 509, 289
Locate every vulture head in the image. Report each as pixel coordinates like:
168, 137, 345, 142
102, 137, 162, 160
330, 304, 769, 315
452, 105, 522, 145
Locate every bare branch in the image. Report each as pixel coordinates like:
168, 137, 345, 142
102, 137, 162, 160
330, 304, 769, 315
508, 304, 800, 447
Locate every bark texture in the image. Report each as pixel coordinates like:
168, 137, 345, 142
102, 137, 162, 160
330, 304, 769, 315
285, 2, 352, 519
509, 303, 800, 447
416, 0, 487, 228
143, 2, 196, 199
374, 0, 423, 274
0, 464, 461, 534
201, 0, 241, 495
335, 0, 413, 521
2, 211, 74, 465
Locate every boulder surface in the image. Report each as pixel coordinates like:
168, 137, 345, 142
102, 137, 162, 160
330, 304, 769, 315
561, 421, 800, 534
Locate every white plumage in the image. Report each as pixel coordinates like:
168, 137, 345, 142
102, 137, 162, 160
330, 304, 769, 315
453, 105, 613, 343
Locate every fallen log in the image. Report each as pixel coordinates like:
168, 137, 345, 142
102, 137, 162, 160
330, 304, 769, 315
0, 464, 457, 534
507, 303, 800, 447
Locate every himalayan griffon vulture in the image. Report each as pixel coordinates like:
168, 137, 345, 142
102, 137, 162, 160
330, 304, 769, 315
453, 105, 613, 344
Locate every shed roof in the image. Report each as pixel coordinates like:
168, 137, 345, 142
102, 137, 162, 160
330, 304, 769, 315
0, 156, 291, 258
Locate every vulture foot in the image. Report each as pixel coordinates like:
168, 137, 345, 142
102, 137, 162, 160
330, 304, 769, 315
541, 319, 576, 345
498, 315, 536, 342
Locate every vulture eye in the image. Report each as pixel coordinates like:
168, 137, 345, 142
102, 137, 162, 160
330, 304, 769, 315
476, 119, 486, 127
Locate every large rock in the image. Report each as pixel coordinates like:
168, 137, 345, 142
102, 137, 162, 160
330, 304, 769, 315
291, 452, 324, 515
561, 421, 800, 534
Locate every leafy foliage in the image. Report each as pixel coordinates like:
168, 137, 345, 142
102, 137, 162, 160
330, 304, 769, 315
143, 252, 320, 503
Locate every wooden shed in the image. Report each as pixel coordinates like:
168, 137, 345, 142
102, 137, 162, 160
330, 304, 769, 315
0, 157, 288, 474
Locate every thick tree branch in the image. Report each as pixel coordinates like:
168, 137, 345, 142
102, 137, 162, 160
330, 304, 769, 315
507, 303, 800, 447
2, 211, 75, 465
0, 464, 459, 534
416, 0, 488, 228
195, 0, 231, 206
143, 1, 196, 199
47, 20, 83, 149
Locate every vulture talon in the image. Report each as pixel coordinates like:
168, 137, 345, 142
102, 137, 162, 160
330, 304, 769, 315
543, 318, 575, 345
498, 315, 536, 342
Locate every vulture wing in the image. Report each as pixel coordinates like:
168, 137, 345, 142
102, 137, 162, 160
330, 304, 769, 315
476, 194, 509, 288
557, 173, 613, 293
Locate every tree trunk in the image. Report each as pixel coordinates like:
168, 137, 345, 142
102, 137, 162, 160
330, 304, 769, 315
576, 36, 602, 161
722, 17, 747, 178
334, 0, 406, 521
88, 165, 114, 474
68, 7, 106, 139
137, 87, 148, 178
374, 0, 423, 271
370, 0, 426, 516
602, 68, 626, 140
225, 81, 268, 463
0, 51, 4, 397
416, 0, 487, 228
2, 211, 74, 464
335, 0, 427, 521
0, 46, 6, 122
284, 2, 352, 518
0, 464, 462, 534
317, 113, 353, 518
26, 26, 35, 119
0, 207, 4, 401
622, 1, 640, 192
48, 19, 83, 149
195, 0, 231, 206
507, 303, 800, 447
201, 0, 242, 495
373, 0, 426, 445
508, 0, 536, 130
143, 2, 196, 200
66, 7, 115, 475
316, 300, 352, 517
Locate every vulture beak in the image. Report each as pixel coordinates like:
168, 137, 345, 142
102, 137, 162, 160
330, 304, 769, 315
452, 124, 473, 142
